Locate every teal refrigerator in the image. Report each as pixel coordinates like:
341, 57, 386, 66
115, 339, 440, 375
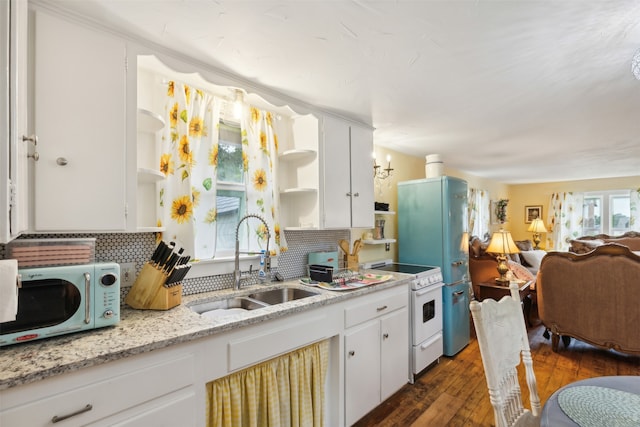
398, 176, 470, 356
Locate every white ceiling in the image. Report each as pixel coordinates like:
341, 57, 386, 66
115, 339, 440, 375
48, 0, 640, 184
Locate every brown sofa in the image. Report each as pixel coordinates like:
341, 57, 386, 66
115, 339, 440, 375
537, 243, 640, 355
569, 231, 640, 254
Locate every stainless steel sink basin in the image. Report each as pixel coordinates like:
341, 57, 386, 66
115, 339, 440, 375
189, 297, 268, 315
189, 286, 320, 320
248, 288, 319, 305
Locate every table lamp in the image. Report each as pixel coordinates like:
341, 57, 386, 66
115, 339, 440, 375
527, 218, 548, 250
486, 229, 520, 285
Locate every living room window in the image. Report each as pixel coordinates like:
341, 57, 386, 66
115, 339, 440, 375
582, 190, 631, 236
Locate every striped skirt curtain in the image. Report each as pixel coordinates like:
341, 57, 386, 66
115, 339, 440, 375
206, 340, 329, 427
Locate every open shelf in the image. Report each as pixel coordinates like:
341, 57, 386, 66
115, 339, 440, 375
280, 187, 317, 194
374, 210, 395, 215
362, 238, 396, 245
138, 108, 165, 133
137, 168, 165, 183
279, 149, 317, 162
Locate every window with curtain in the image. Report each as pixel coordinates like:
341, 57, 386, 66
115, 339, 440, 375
158, 80, 287, 260
582, 190, 636, 236
468, 188, 490, 240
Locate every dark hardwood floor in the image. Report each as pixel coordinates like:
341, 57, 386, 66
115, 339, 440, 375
353, 312, 640, 427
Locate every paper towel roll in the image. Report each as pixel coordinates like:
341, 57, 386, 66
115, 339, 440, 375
0, 259, 19, 323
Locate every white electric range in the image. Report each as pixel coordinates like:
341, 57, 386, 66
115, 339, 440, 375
364, 259, 444, 383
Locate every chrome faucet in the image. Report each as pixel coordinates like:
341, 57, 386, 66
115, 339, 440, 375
234, 214, 271, 290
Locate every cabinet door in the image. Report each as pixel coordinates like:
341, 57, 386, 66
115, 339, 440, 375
33, 11, 126, 231
0, 0, 28, 243
349, 124, 374, 228
344, 320, 380, 426
380, 307, 409, 401
322, 115, 351, 228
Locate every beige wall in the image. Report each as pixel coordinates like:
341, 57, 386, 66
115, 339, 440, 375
507, 176, 640, 246
356, 146, 639, 262
355, 146, 510, 264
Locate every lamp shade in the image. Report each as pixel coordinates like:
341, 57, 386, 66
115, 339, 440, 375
486, 230, 520, 255
528, 218, 548, 233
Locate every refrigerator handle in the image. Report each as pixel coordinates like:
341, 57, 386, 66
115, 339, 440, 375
448, 279, 466, 286
451, 260, 466, 267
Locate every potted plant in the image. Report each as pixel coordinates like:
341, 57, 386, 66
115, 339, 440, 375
495, 199, 509, 224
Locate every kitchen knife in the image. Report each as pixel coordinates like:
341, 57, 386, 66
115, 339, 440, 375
150, 241, 167, 264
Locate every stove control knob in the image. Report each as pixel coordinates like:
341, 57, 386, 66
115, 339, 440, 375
103, 309, 114, 319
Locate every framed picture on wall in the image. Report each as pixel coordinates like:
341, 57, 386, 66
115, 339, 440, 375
525, 205, 542, 223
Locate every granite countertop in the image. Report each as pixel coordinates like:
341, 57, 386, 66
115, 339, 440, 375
0, 272, 411, 391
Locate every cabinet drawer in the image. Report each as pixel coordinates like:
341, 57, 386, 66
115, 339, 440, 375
344, 288, 407, 329
228, 312, 327, 372
0, 354, 194, 427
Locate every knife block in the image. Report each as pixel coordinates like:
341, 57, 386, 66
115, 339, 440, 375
124, 262, 182, 310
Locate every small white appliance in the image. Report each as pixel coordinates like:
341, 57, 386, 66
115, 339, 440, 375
363, 259, 444, 383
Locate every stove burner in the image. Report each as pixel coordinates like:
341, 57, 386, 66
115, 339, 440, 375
372, 263, 436, 275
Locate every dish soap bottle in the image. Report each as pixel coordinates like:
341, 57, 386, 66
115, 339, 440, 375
258, 250, 267, 283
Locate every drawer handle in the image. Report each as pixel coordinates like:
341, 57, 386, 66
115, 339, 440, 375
348, 350, 355, 357
383, 333, 389, 340
52, 404, 93, 423
376, 305, 388, 311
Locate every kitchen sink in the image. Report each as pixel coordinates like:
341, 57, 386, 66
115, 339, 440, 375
189, 297, 268, 315
189, 286, 320, 320
247, 288, 319, 305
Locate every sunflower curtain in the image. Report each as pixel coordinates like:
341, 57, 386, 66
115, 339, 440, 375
159, 81, 222, 258
206, 340, 329, 427
468, 188, 490, 239
629, 188, 640, 232
240, 104, 286, 255
547, 192, 584, 251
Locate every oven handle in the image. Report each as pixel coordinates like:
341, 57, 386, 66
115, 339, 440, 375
420, 333, 443, 350
84, 272, 91, 324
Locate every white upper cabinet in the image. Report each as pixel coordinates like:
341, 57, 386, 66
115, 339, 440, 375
32, 10, 127, 232
0, 0, 29, 243
321, 115, 374, 229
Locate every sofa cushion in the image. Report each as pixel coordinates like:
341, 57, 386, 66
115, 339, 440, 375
570, 239, 605, 254
519, 250, 546, 271
509, 260, 535, 281
514, 239, 534, 265
515, 240, 534, 251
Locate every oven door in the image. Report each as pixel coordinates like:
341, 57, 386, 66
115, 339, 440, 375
412, 284, 443, 344
0, 276, 84, 337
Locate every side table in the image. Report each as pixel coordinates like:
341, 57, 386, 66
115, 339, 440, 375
476, 280, 533, 325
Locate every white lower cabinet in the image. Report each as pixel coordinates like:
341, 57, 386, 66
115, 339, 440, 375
0, 346, 197, 427
344, 287, 409, 426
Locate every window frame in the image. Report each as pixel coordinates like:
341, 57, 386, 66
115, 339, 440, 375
582, 190, 631, 236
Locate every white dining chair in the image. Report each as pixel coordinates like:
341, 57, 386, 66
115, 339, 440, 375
470, 283, 542, 427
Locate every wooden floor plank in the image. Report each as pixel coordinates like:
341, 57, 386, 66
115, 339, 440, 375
410, 393, 463, 426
